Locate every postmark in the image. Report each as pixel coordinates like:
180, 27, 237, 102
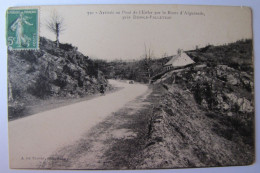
6, 9, 38, 50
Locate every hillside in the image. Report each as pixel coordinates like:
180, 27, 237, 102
141, 39, 255, 167
133, 83, 254, 168
8, 37, 108, 120
186, 39, 253, 71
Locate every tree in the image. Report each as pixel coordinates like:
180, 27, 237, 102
46, 11, 65, 47
143, 43, 153, 79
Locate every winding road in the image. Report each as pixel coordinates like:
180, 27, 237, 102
8, 80, 148, 168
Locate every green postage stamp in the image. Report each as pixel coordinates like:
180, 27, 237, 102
6, 9, 38, 50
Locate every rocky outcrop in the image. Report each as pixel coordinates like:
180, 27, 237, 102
142, 39, 254, 168
136, 84, 254, 168
8, 37, 108, 119
159, 64, 254, 116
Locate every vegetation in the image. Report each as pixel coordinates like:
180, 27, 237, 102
161, 39, 254, 149
186, 39, 253, 72
8, 37, 107, 120
93, 56, 171, 83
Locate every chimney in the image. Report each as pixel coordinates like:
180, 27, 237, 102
177, 49, 183, 55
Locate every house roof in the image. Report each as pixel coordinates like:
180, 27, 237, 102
164, 52, 195, 67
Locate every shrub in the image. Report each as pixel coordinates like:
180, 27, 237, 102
28, 73, 52, 99
11, 86, 23, 100
53, 76, 67, 88
193, 83, 202, 105
26, 65, 36, 73
59, 43, 74, 51
8, 103, 26, 120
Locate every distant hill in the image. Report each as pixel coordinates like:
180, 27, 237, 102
186, 39, 253, 72
8, 37, 108, 120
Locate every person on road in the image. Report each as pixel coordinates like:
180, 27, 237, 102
100, 84, 105, 95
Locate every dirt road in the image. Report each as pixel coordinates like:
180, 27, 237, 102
8, 80, 148, 168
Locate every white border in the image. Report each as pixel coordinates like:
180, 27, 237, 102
0, 1, 259, 173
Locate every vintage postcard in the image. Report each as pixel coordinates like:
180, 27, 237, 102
6, 4, 254, 169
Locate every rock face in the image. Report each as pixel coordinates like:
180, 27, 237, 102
143, 39, 254, 168
136, 84, 254, 168
158, 39, 254, 118
158, 63, 254, 136
166, 64, 254, 115
8, 37, 108, 119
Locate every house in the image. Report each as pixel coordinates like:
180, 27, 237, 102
164, 50, 195, 71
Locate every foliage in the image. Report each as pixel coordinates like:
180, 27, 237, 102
186, 39, 253, 72
93, 56, 171, 83
193, 83, 202, 105
28, 72, 52, 99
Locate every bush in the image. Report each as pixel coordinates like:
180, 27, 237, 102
8, 103, 26, 120
28, 73, 52, 99
193, 83, 202, 105
53, 77, 67, 88
26, 65, 36, 73
59, 43, 75, 51
11, 86, 23, 100
19, 51, 37, 63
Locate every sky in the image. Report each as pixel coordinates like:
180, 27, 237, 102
39, 5, 252, 60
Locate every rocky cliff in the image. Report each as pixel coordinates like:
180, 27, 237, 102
141, 39, 254, 167
8, 37, 108, 120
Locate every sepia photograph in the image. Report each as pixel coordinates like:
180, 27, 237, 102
6, 4, 254, 170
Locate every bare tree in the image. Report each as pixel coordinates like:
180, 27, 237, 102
46, 11, 65, 47
144, 43, 153, 79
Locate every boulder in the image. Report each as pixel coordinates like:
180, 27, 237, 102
225, 93, 253, 113
49, 71, 58, 81
201, 99, 208, 109
238, 98, 253, 113
216, 94, 230, 111
226, 74, 239, 85
50, 84, 60, 95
